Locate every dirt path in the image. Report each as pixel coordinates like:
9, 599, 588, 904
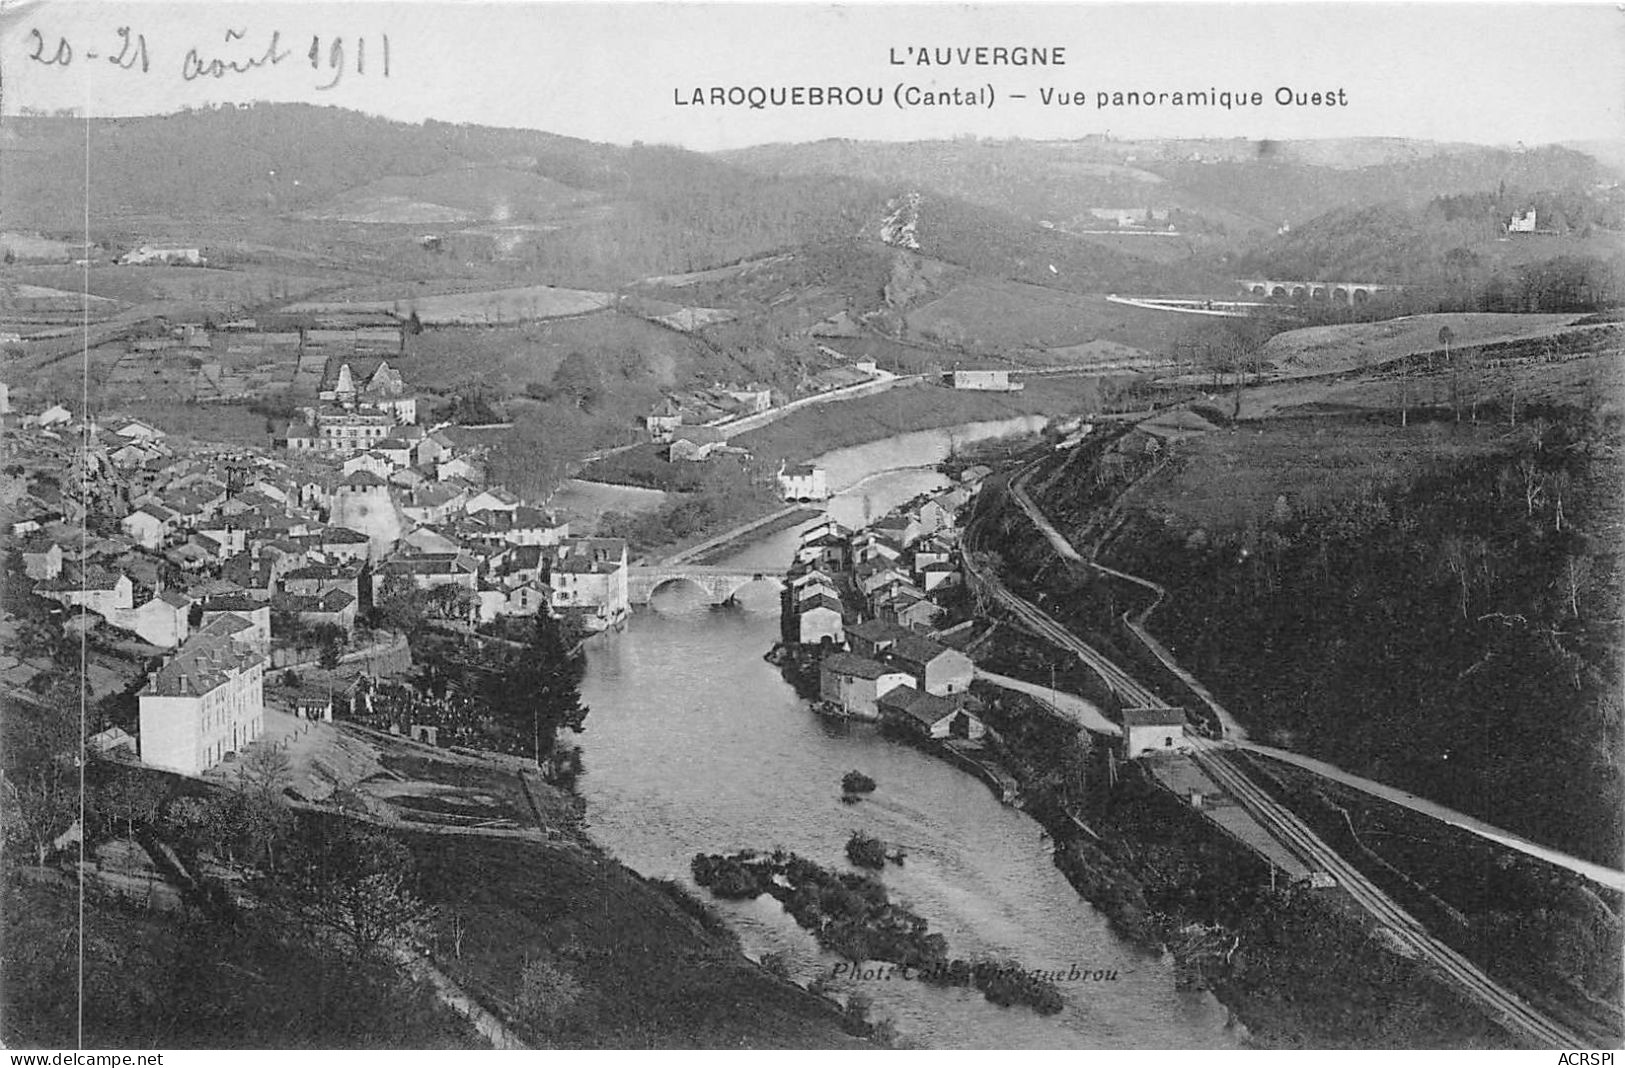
1235, 740, 1625, 892
973, 668, 1121, 736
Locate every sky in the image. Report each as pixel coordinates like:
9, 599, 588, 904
1, 0, 1622, 151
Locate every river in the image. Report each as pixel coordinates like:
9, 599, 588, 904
574, 418, 1240, 1048
725, 415, 1051, 570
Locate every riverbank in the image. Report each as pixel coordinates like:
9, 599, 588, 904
18, 718, 869, 1049
972, 685, 1517, 1047
665, 505, 825, 565
731, 377, 1094, 465
576, 602, 1230, 1048
340, 733, 872, 1047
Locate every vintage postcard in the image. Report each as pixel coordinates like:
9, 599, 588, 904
1, 0, 1621, 1055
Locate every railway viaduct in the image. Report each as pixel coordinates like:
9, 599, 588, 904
1235, 279, 1403, 304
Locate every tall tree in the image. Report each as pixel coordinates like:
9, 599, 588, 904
2, 762, 77, 866
484, 612, 588, 762
267, 819, 433, 960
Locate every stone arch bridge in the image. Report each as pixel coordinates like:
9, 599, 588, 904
1235, 279, 1404, 304
628, 566, 785, 606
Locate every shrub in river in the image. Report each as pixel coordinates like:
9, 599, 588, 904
693, 848, 1063, 1016
839, 992, 875, 1037
845, 832, 888, 870
973, 959, 1065, 1015
759, 950, 792, 980
842, 770, 877, 794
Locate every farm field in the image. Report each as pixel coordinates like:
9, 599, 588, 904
1256, 312, 1586, 377
14, 264, 347, 306
1122, 414, 1517, 533
115, 400, 274, 446
731, 376, 1100, 463
1223, 349, 1622, 421
304, 165, 602, 225
620, 295, 736, 332
1042, 338, 1166, 368
548, 478, 668, 529
638, 253, 795, 288
1050, 228, 1218, 265
400, 310, 719, 394
0, 231, 85, 261
0, 282, 124, 323
284, 282, 614, 325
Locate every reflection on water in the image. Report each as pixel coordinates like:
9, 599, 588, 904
726, 416, 1048, 570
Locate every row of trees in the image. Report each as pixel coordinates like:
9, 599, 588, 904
404, 613, 589, 762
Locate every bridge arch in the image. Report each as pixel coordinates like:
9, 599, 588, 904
1332, 286, 1349, 303
630, 566, 787, 607
724, 575, 784, 608
646, 575, 712, 603
1352, 287, 1371, 304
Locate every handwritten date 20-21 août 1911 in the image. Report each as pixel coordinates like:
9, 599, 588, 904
23, 25, 389, 92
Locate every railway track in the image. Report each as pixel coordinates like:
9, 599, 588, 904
963, 539, 1163, 711
1188, 735, 1589, 1049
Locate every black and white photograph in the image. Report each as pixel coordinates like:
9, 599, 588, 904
0, 0, 1621, 1053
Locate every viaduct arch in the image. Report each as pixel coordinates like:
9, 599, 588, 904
1234, 279, 1403, 305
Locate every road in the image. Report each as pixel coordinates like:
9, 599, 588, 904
1187, 734, 1590, 1048
1234, 740, 1625, 893
973, 669, 1121, 736
707, 364, 913, 440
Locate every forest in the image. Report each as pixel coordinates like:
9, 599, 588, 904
1104, 407, 1623, 865
1234, 191, 1625, 313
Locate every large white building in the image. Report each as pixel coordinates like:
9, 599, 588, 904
138, 614, 268, 776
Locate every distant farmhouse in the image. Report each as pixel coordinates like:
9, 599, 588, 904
118, 245, 204, 266
778, 462, 829, 502
946, 369, 1023, 392
1504, 209, 1554, 235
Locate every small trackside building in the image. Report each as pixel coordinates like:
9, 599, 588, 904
1121, 707, 1191, 758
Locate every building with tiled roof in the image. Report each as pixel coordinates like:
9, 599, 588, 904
818, 653, 916, 719
888, 635, 973, 695
876, 686, 986, 741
